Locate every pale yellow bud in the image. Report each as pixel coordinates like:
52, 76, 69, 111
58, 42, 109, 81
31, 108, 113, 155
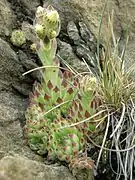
48, 30, 57, 39
45, 8, 59, 25
36, 6, 44, 17
35, 5, 61, 40
11, 30, 26, 47
35, 24, 45, 39
30, 43, 36, 52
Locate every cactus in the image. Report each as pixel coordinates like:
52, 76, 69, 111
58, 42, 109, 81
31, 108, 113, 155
24, 5, 104, 178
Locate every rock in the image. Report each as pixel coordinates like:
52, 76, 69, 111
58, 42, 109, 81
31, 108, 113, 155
21, 0, 40, 12
78, 22, 95, 49
45, 0, 135, 72
0, 0, 16, 36
0, 91, 37, 160
17, 50, 41, 82
0, 38, 35, 95
0, 91, 26, 123
22, 21, 36, 42
0, 155, 76, 180
0, 151, 5, 160
0, 38, 23, 82
76, 43, 95, 67
58, 40, 88, 73
67, 21, 80, 45
66, 21, 97, 72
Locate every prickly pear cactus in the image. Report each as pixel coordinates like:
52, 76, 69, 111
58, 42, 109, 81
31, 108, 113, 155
24, 5, 104, 179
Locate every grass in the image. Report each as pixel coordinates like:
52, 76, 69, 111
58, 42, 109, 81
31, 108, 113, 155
59, 11, 135, 179
97, 14, 135, 108
94, 9, 135, 180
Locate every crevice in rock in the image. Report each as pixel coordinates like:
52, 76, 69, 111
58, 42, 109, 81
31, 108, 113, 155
39, 0, 44, 6
5, 0, 42, 67
58, 31, 75, 48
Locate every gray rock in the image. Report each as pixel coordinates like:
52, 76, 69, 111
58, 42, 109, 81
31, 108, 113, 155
66, 20, 96, 71
79, 22, 95, 49
0, 38, 34, 96
0, 0, 16, 36
0, 38, 23, 82
58, 40, 88, 73
76, 43, 95, 67
67, 21, 80, 45
0, 91, 36, 160
21, 0, 40, 12
22, 21, 36, 42
0, 155, 76, 180
17, 50, 41, 82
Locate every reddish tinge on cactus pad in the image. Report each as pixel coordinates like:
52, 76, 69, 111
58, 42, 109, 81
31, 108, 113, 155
24, 5, 104, 179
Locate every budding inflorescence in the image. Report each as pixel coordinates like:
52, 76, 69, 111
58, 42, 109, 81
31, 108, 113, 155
35, 5, 60, 41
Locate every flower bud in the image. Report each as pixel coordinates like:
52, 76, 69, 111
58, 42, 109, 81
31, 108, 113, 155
45, 6, 59, 25
35, 24, 45, 39
48, 30, 57, 39
36, 6, 44, 17
35, 5, 61, 40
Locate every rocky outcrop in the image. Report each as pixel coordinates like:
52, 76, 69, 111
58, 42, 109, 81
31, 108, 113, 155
0, 0, 16, 36
0, 0, 135, 179
0, 38, 32, 94
46, 0, 135, 71
0, 155, 75, 180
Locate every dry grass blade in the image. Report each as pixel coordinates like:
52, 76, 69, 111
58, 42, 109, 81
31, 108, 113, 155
60, 110, 107, 129
110, 102, 125, 138
108, 100, 135, 180
96, 113, 110, 168
57, 54, 78, 75
43, 100, 71, 116
89, 5, 135, 179
22, 65, 73, 76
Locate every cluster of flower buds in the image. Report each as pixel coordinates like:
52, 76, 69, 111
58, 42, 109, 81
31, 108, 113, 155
35, 5, 60, 41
